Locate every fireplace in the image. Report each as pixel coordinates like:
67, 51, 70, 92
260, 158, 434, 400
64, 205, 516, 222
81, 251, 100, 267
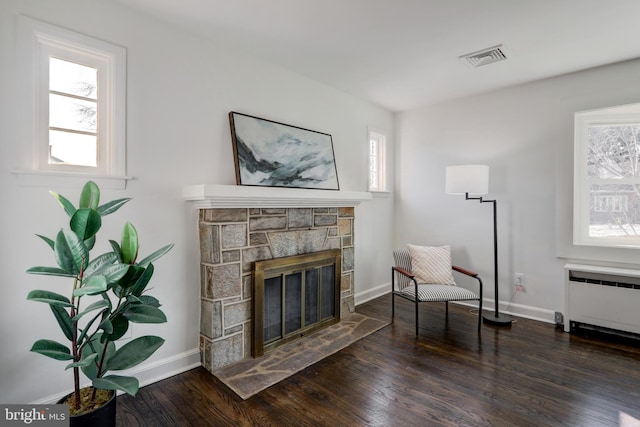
253, 249, 341, 357
184, 184, 371, 372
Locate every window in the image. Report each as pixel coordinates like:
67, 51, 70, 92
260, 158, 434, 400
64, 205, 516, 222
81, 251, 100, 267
16, 17, 127, 187
574, 103, 640, 247
368, 130, 387, 192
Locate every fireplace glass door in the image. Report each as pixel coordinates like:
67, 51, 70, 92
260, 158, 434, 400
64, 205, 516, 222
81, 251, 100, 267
253, 249, 341, 357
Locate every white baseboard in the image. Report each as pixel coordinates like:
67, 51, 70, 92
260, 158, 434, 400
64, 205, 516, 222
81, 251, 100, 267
358, 283, 556, 324
355, 283, 389, 306
33, 348, 201, 404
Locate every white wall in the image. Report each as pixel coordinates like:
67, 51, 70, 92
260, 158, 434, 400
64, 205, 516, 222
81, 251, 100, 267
0, 0, 394, 403
395, 58, 640, 322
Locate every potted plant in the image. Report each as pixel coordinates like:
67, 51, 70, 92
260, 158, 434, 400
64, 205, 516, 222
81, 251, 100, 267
26, 181, 173, 426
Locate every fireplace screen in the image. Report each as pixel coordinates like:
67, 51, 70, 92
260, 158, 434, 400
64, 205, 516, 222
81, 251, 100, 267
253, 249, 341, 357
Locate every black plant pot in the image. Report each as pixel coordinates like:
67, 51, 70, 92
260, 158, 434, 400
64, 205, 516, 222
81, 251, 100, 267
58, 390, 116, 427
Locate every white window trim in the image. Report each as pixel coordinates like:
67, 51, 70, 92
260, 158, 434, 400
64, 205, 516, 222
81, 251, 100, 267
368, 127, 389, 193
573, 104, 640, 248
14, 16, 130, 189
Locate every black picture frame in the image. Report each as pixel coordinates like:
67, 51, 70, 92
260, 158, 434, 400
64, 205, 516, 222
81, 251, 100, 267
229, 112, 339, 190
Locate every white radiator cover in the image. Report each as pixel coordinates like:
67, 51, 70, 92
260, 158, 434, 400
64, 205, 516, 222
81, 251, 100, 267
564, 263, 640, 335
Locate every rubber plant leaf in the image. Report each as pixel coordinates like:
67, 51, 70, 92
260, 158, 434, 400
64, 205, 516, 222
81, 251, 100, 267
81, 335, 115, 380
78, 181, 100, 209
26, 290, 74, 308
131, 264, 154, 297
107, 336, 165, 371
102, 314, 129, 341
49, 191, 76, 217
120, 222, 139, 265
70, 208, 102, 241
136, 244, 174, 268
65, 352, 98, 370
50, 305, 73, 341
122, 305, 167, 324
30, 339, 74, 361
36, 234, 55, 250
93, 375, 139, 397
26, 266, 76, 278
97, 198, 131, 216
72, 299, 109, 321
74, 275, 108, 297
54, 229, 87, 276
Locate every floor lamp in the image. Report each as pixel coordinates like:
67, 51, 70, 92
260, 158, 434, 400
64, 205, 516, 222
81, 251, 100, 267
445, 165, 513, 326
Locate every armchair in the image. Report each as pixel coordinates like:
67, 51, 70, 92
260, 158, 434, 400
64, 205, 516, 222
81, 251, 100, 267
392, 246, 483, 335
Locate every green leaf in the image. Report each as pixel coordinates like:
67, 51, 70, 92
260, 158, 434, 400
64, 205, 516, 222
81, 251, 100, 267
120, 222, 139, 265
139, 295, 161, 308
50, 305, 73, 341
137, 244, 174, 268
123, 305, 167, 324
97, 198, 131, 216
72, 299, 109, 321
84, 235, 96, 251
102, 315, 129, 341
36, 234, 55, 250
26, 266, 77, 278
81, 335, 115, 380
54, 229, 87, 276
79, 181, 100, 209
74, 275, 107, 297
26, 290, 74, 307
70, 208, 102, 241
65, 352, 97, 370
49, 191, 76, 217
102, 264, 132, 285
130, 264, 153, 297
109, 240, 123, 263
107, 336, 164, 371
84, 252, 118, 277
99, 318, 114, 335
30, 339, 74, 361
93, 375, 139, 397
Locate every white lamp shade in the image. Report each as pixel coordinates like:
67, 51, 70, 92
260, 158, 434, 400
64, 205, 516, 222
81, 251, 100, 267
445, 165, 489, 195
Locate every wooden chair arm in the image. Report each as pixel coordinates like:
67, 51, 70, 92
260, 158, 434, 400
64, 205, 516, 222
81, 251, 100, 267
452, 265, 478, 278
392, 266, 415, 280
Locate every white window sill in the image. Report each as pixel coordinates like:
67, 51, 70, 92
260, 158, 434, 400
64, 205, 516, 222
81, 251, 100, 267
10, 169, 133, 190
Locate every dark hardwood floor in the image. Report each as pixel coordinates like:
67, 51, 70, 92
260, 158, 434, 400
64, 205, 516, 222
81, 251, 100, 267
117, 294, 640, 426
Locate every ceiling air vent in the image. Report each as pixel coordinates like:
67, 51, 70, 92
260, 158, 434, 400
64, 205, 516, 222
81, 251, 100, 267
459, 45, 507, 68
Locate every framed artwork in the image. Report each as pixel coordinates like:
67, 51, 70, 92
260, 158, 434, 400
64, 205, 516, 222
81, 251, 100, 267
229, 112, 340, 190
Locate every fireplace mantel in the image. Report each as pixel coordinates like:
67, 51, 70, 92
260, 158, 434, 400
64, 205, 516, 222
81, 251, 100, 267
183, 184, 372, 208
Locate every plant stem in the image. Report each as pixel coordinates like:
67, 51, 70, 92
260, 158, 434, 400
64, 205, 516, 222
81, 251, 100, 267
91, 342, 110, 402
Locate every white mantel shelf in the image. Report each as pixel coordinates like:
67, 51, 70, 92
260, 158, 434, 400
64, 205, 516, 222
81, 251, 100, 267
183, 184, 372, 208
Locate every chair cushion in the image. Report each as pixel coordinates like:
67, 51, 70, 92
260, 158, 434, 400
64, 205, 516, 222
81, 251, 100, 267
400, 284, 479, 302
407, 244, 455, 285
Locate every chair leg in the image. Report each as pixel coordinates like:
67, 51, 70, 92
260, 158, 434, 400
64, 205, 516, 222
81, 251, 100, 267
415, 300, 419, 336
478, 298, 482, 332
445, 301, 449, 316
392, 292, 395, 320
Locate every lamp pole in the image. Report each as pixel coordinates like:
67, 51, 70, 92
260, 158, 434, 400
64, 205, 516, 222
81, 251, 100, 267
465, 193, 512, 326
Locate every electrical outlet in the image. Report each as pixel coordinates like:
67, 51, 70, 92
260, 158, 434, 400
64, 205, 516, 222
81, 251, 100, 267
515, 273, 525, 293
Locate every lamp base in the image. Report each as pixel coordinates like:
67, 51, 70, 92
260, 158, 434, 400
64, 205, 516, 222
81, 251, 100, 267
483, 312, 513, 326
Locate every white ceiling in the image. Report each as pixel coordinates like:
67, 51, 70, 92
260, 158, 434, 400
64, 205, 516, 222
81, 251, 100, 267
112, 0, 640, 112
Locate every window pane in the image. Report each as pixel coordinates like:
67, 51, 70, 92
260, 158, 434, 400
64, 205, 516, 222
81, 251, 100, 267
49, 93, 97, 133
49, 57, 97, 99
49, 130, 97, 167
587, 125, 640, 179
589, 184, 640, 239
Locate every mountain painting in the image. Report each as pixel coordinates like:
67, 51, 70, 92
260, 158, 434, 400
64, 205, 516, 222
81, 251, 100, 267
229, 112, 339, 190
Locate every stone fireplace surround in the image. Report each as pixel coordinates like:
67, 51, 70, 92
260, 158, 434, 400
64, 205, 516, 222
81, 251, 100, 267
184, 185, 371, 372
